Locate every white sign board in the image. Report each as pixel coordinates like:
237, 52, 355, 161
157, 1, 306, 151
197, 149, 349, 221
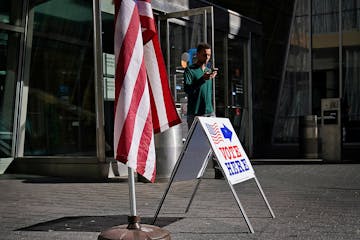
153, 117, 275, 233
198, 117, 255, 185
172, 120, 212, 182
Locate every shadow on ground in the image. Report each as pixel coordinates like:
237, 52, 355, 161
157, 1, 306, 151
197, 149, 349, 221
17, 215, 182, 232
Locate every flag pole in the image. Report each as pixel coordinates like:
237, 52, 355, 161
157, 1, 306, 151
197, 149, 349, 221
125, 167, 142, 230
128, 167, 137, 217
98, 166, 171, 240
98, 0, 180, 238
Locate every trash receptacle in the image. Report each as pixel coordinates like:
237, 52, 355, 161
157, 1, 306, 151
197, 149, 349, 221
299, 115, 319, 159
154, 121, 186, 180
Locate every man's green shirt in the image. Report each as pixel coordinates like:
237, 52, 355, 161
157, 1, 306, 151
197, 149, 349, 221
184, 64, 213, 116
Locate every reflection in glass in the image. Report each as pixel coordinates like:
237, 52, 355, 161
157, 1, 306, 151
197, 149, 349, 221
312, 0, 339, 114
227, 38, 248, 146
0, 30, 20, 157
342, 0, 360, 142
24, 0, 96, 155
273, 1, 311, 143
0, 0, 23, 26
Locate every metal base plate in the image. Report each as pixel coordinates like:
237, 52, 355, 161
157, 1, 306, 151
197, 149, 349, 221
98, 224, 171, 240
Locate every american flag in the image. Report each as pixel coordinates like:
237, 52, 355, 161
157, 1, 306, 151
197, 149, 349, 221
114, 0, 181, 182
205, 122, 224, 144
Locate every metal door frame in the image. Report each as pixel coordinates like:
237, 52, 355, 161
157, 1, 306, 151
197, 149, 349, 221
158, 6, 215, 109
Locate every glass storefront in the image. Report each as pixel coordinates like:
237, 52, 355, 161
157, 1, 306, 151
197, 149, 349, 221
312, 0, 340, 115
24, 0, 96, 156
273, 0, 311, 143
0, 0, 358, 176
0, 0, 24, 26
0, 0, 25, 172
342, 0, 360, 143
273, 0, 360, 148
224, 38, 249, 150
0, 30, 21, 158
0, 0, 25, 161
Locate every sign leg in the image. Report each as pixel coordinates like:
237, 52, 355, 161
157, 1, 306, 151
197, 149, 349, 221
228, 183, 255, 233
185, 179, 201, 213
254, 175, 275, 218
185, 148, 212, 213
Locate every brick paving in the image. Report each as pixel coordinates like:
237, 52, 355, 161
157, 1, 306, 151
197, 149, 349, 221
0, 163, 359, 240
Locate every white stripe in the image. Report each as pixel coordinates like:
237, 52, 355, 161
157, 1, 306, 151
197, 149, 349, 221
127, 83, 153, 170
114, 27, 144, 154
144, 40, 170, 130
137, 1, 153, 18
115, 1, 135, 60
142, 135, 156, 180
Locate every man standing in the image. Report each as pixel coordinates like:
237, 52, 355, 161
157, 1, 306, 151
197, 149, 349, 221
184, 42, 223, 179
184, 42, 217, 129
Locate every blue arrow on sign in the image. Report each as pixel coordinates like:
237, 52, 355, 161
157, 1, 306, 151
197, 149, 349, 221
220, 124, 232, 141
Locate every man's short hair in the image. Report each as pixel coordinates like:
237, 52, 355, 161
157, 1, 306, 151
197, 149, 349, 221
197, 42, 211, 53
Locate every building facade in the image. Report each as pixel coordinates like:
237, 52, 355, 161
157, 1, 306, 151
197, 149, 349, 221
0, 0, 358, 178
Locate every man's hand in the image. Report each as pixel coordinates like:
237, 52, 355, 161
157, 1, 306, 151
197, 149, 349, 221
203, 70, 217, 80
210, 70, 217, 79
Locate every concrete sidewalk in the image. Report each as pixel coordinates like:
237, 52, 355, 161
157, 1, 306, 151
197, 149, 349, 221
0, 164, 359, 240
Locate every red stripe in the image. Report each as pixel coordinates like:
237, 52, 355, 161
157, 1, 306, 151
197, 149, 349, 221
139, 15, 156, 44
114, 0, 181, 182
151, 34, 182, 132
116, 57, 147, 161
115, 6, 139, 102
149, 84, 160, 132
136, 110, 153, 175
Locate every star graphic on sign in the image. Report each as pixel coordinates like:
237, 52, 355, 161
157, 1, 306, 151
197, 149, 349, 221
220, 124, 232, 141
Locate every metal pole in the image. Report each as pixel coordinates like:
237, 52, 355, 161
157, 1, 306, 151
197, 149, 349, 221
339, 0, 343, 98
254, 176, 275, 218
128, 167, 137, 216
185, 179, 201, 213
228, 182, 254, 233
247, 33, 254, 156
185, 148, 212, 213
92, 0, 106, 163
309, 0, 313, 113
153, 119, 200, 224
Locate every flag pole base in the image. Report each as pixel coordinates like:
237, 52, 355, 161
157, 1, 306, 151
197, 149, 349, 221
98, 216, 171, 240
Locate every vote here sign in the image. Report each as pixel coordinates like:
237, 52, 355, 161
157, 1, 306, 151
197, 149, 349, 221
198, 117, 255, 185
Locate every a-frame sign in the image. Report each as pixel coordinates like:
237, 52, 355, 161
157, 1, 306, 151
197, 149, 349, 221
152, 117, 275, 233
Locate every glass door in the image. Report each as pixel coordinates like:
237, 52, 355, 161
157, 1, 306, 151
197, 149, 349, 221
157, 7, 214, 127
0, 0, 25, 173
226, 37, 250, 151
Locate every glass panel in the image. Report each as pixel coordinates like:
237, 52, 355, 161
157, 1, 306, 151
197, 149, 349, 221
0, 0, 23, 26
273, 0, 311, 143
160, 11, 213, 123
0, 30, 20, 157
213, 33, 226, 118
251, 34, 265, 149
312, 0, 339, 33
154, 10, 214, 160
227, 38, 248, 147
167, 14, 210, 104
342, 0, 360, 143
312, 0, 339, 113
24, 0, 96, 156
101, 3, 115, 156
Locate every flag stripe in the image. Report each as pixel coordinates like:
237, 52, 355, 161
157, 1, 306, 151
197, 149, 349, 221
126, 81, 151, 169
152, 34, 182, 129
114, 0, 181, 182
116, 57, 147, 161
114, 21, 144, 153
